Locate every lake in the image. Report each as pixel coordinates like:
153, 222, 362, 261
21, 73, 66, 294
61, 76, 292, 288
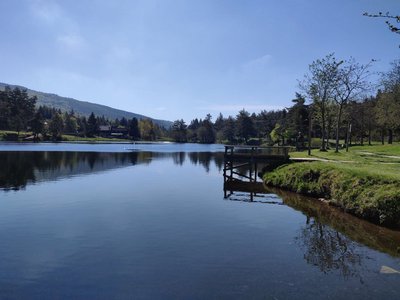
0, 142, 399, 299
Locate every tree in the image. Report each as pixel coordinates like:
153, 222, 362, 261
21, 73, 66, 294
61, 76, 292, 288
31, 111, 45, 140
197, 114, 215, 143
171, 119, 187, 142
376, 60, 400, 144
375, 91, 400, 144
363, 12, 400, 35
128, 117, 141, 140
64, 112, 78, 134
139, 119, 156, 140
300, 54, 341, 151
0, 89, 10, 129
332, 58, 372, 152
222, 116, 236, 144
286, 93, 309, 141
86, 112, 98, 137
5, 87, 37, 135
48, 112, 64, 140
120, 117, 128, 127
236, 109, 255, 143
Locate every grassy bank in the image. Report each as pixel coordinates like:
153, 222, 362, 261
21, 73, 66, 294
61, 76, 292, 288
264, 144, 400, 228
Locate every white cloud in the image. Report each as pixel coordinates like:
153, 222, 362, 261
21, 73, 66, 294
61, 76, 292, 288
30, 0, 88, 56
242, 54, 273, 72
56, 34, 87, 52
30, 0, 62, 23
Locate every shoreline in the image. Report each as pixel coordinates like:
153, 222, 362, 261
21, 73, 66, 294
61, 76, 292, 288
263, 161, 400, 229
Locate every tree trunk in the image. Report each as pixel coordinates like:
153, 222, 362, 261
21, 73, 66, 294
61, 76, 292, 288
346, 123, 351, 152
335, 105, 343, 153
368, 126, 371, 146
320, 108, 327, 152
388, 129, 393, 144
308, 110, 312, 156
381, 129, 385, 145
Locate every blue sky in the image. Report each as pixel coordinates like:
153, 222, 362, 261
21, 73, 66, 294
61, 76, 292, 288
1, 0, 399, 122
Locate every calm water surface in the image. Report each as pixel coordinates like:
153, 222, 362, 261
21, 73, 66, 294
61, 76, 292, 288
0, 142, 399, 299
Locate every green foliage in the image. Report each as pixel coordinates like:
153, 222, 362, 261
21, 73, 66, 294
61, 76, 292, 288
48, 112, 64, 140
128, 117, 141, 140
0, 82, 172, 128
264, 161, 400, 227
139, 118, 156, 141
86, 112, 98, 137
0, 86, 37, 134
236, 109, 255, 143
171, 119, 188, 142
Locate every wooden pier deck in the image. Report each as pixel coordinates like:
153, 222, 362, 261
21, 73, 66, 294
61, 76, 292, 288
223, 145, 290, 185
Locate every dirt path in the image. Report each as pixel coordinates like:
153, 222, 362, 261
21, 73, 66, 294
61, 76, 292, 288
357, 151, 400, 160
290, 157, 355, 163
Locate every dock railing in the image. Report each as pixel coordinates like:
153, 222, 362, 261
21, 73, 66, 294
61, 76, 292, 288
223, 145, 290, 185
224, 145, 290, 160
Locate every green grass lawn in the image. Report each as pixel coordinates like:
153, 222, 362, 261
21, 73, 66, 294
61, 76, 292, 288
264, 143, 400, 227
61, 134, 129, 142
290, 143, 400, 180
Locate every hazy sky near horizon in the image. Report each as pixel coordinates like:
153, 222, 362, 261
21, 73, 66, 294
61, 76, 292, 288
1, 0, 399, 122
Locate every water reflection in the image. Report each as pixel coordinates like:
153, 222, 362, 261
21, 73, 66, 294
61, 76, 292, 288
297, 219, 364, 281
0, 151, 224, 191
223, 181, 400, 280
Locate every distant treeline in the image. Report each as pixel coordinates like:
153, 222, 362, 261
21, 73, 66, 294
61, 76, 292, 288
172, 56, 400, 148
1, 56, 400, 146
0, 85, 167, 141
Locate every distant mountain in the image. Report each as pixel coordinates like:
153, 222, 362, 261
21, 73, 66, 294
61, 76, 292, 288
0, 82, 172, 128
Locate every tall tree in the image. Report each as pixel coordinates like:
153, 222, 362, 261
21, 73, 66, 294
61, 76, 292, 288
48, 112, 64, 140
139, 119, 156, 140
0, 89, 10, 129
376, 60, 400, 144
31, 111, 45, 140
64, 112, 78, 134
128, 117, 141, 140
197, 114, 215, 144
7, 87, 37, 135
300, 54, 341, 151
332, 58, 372, 152
222, 116, 236, 144
86, 112, 98, 137
236, 109, 255, 143
171, 119, 187, 142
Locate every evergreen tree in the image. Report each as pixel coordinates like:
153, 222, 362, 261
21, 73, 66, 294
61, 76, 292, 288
236, 109, 255, 143
48, 112, 64, 140
31, 111, 45, 140
86, 112, 98, 137
171, 119, 187, 142
128, 117, 141, 140
7, 87, 37, 135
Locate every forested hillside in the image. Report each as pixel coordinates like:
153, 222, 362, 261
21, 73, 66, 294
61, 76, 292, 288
0, 82, 171, 128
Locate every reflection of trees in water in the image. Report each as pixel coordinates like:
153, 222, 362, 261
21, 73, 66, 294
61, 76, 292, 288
222, 186, 400, 280
296, 217, 364, 280
276, 188, 400, 259
172, 152, 186, 166
0, 151, 147, 191
0, 151, 224, 191
186, 152, 224, 172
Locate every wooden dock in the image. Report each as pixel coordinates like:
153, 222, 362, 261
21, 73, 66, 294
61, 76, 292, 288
223, 145, 290, 185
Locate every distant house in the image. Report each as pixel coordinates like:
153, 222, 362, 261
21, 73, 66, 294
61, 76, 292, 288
99, 125, 128, 139
110, 126, 129, 139
99, 125, 112, 137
